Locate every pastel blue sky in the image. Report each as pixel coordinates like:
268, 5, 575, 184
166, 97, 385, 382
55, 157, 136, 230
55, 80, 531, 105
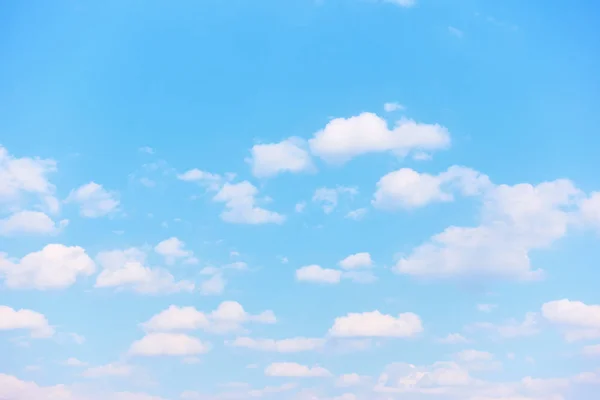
1, 1, 600, 399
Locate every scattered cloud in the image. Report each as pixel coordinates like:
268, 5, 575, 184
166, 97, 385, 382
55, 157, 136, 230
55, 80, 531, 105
329, 311, 423, 338
338, 252, 373, 269
0, 305, 54, 338
129, 333, 210, 357
248, 137, 313, 178
264, 362, 331, 378
313, 186, 358, 214
66, 182, 119, 218
0, 210, 67, 236
542, 299, 600, 341
213, 181, 285, 224
228, 337, 325, 353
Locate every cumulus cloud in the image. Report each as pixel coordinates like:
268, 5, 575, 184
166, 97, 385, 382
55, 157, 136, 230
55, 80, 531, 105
128, 333, 209, 357
154, 237, 194, 265
383, 102, 405, 112
329, 311, 423, 338
228, 337, 325, 353
66, 182, 119, 218
338, 252, 373, 269
95, 248, 194, 294
0, 244, 95, 290
308, 113, 450, 164
264, 362, 331, 378
542, 299, 600, 341
296, 265, 342, 284
176, 168, 226, 191
141, 301, 276, 334
213, 181, 285, 224
312, 186, 358, 214
248, 137, 313, 178
0, 210, 67, 236
0, 305, 54, 338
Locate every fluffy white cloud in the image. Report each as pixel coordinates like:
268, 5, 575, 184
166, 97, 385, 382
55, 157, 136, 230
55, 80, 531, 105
200, 273, 226, 296
0, 146, 57, 208
0, 244, 95, 290
312, 186, 358, 214
95, 248, 194, 294
229, 337, 325, 352
66, 182, 119, 218
395, 178, 581, 281
248, 137, 313, 178
213, 181, 285, 224
141, 301, 276, 334
542, 299, 600, 341
329, 310, 423, 338
372, 166, 490, 210
0, 305, 54, 338
177, 168, 226, 191
82, 363, 132, 378
308, 113, 450, 164
264, 362, 331, 378
295, 265, 342, 284
338, 252, 373, 269
580, 192, 600, 229
0, 210, 67, 236
129, 333, 209, 357
154, 237, 193, 265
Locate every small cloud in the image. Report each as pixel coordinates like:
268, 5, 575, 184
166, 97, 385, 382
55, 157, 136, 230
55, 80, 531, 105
345, 208, 367, 221
383, 102, 405, 112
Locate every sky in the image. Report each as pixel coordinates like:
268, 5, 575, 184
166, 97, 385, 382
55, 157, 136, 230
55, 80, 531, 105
1, 0, 600, 399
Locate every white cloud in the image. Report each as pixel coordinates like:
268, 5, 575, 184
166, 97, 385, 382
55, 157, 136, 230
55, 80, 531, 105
248, 137, 313, 178
372, 166, 490, 210
95, 248, 194, 294
0, 210, 67, 236
229, 337, 325, 353
454, 350, 501, 371
383, 102, 405, 112
64, 358, 87, 367
129, 333, 210, 357
0, 305, 54, 338
213, 181, 285, 224
308, 113, 450, 164
0, 244, 95, 290
335, 373, 366, 387
395, 178, 581, 281
338, 252, 373, 270
542, 299, 600, 341
295, 264, 341, 284
154, 237, 193, 265
294, 201, 306, 213
66, 182, 119, 218
438, 333, 469, 344
0, 146, 57, 210
468, 312, 539, 339
141, 302, 276, 334
177, 169, 225, 191
345, 208, 367, 220
265, 362, 331, 378
583, 344, 600, 357
477, 304, 497, 313
82, 363, 132, 378
312, 186, 358, 214
329, 310, 423, 338
580, 192, 600, 229
200, 273, 226, 296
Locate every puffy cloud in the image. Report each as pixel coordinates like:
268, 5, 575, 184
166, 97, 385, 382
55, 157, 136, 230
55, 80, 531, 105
372, 166, 490, 210
66, 182, 119, 218
0, 305, 54, 338
296, 265, 342, 284
308, 113, 450, 164
248, 137, 313, 178
329, 310, 423, 338
95, 248, 194, 294
383, 102, 405, 112
229, 337, 325, 352
200, 273, 226, 296
312, 186, 358, 214
213, 181, 285, 224
0, 244, 95, 290
338, 252, 373, 270
580, 192, 600, 229
128, 333, 209, 357
0, 210, 67, 236
177, 168, 226, 191
141, 301, 275, 334
395, 178, 581, 281
264, 362, 331, 378
542, 299, 600, 341
154, 237, 193, 265
82, 363, 132, 378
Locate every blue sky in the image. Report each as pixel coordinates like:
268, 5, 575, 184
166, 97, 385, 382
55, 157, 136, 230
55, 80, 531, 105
1, 0, 600, 399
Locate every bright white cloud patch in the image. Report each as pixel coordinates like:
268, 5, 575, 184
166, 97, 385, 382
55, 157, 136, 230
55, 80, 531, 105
95, 248, 194, 294
213, 181, 285, 224
248, 137, 313, 178
542, 299, 600, 341
264, 362, 331, 378
0, 210, 67, 236
329, 311, 423, 337
66, 182, 119, 218
338, 252, 373, 269
308, 113, 450, 164
383, 102, 405, 112
229, 337, 325, 353
295, 264, 342, 284
0, 305, 54, 338
0, 244, 95, 290
154, 237, 193, 265
129, 333, 209, 357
